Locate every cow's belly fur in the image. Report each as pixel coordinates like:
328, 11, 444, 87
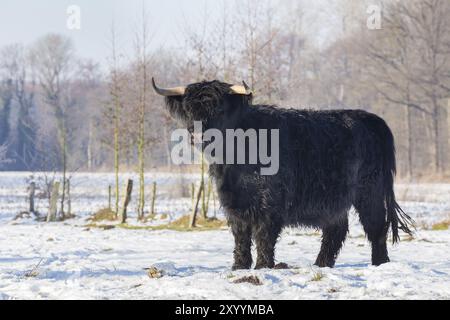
215, 163, 359, 230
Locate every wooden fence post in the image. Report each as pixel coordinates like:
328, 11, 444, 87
212, 188, 217, 218
66, 179, 71, 217
47, 181, 60, 222
120, 179, 133, 224
204, 178, 212, 217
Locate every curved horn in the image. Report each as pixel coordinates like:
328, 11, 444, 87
152, 77, 186, 96
229, 81, 252, 95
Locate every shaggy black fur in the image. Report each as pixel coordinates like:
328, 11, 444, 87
163, 80, 414, 269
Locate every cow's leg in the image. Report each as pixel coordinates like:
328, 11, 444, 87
314, 217, 348, 268
229, 216, 253, 270
253, 218, 282, 269
354, 186, 390, 266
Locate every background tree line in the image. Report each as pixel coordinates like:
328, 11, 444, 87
0, 0, 449, 181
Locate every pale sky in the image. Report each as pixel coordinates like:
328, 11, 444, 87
0, 0, 218, 65
0, 0, 340, 68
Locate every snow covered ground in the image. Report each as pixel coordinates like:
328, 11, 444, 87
0, 172, 449, 300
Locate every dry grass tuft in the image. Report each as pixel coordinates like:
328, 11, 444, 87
88, 208, 117, 222
85, 215, 226, 232
310, 269, 325, 281
146, 266, 164, 279
85, 223, 116, 230
169, 215, 227, 230
431, 220, 450, 231
83, 214, 227, 231
402, 234, 415, 241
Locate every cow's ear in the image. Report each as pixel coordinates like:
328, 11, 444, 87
223, 94, 250, 115
243, 81, 253, 104
244, 92, 253, 106
237, 92, 252, 108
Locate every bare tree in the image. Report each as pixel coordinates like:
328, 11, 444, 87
181, 1, 219, 81
404, 0, 450, 174
234, 0, 283, 101
358, 0, 450, 177
132, 3, 155, 220
29, 34, 74, 219
105, 23, 124, 217
1, 44, 39, 171
0, 77, 13, 149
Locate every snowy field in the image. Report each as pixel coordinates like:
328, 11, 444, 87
0, 172, 449, 300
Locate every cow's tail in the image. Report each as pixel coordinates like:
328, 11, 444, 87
380, 121, 415, 243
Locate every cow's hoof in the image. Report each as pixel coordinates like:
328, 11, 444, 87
274, 262, 290, 269
314, 258, 335, 268
372, 256, 390, 266
232, 264, 251, 271
254, 262, 274, 269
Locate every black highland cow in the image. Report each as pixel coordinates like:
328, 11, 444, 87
153, 78, 414, 269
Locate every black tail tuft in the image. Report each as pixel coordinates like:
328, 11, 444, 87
379, 118, 415, 243
385, 188, 414, 243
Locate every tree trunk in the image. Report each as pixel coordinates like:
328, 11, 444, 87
47, 181, 60, 222
87, 120, 93, 170
114, 123, 119, 218
432, 98, 441, 174
204, 177, 212, 216
59, 125, 67, 220
406, 104, 414, 180
150, 181, 157, 216
200, 153, 207, 219
212, 187, 217, 218
163, 124, 172, 170
66, 179, 71, 217
189, 182, 204, 228
108, 185, 112, 210
436, 98, 449, 174
29, 182, 36, 216
137, 140, 145, 220
444, 98, 450, 173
